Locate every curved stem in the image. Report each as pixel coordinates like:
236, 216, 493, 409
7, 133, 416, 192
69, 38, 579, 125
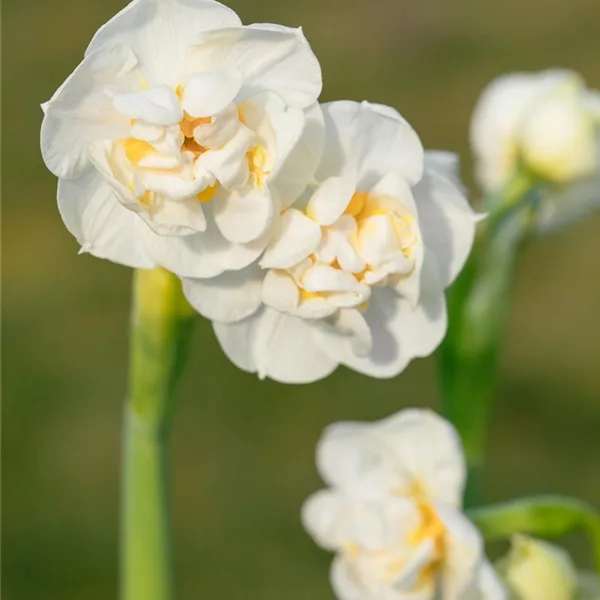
121, 268, 195, 600
468, 496, 600, 572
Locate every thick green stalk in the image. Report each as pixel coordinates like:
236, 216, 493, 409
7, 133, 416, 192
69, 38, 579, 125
121, 268, 195, 600
439, 172, 538, 506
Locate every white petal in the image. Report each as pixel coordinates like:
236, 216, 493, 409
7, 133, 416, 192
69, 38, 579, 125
394, 539, 437, 592
240, 92, 306, 180
330, 556, 369, 600
142, 209, 268, 277
212, 185, 275, 243
305, 176, 356, 226
58, 166, 155, 268
357, 215, 405, 268
130, 120, 164, 141
315, 421, 399, 497
370, 170, 418, 215
181, 69, 242, 117
182, 264, 263, 323
259, 208, 321, 269
377, 409, 466, 507
137, 168, 214, 201
186, 24, 322, 108
274, 102, 325, 208
325, 284, 446, 378
107, 84, 182, 125
313, 308, 373, 358
471, 561, 508, 600
213, 307, 338, 383
86, 0, 242, 86
318, 101, 424, 191
330, 552, 434, 600
140, 194, 207, 236
210, 313, 257, 373
261, 269, 300, 312
413, 168, 478, 288
301, 490, 353, 551
41, 45, 139, 178
355, 101, 424, 188
302, 265, 364, 293
361, 102, 424, 187
424, 150, 466, 193
316, 101, 361, 181
192, 103, 241, 147
303, 493, 416, 553
392, 239, 423, 308
292, 297, 339, 320
436, 504, 484, 600
195, 124, 253, 189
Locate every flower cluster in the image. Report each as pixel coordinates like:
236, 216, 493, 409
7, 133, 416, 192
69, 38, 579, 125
41, 0, 477, 382
302, 409, 506, 600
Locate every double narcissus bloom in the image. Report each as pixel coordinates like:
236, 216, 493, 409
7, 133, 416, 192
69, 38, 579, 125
41, 0, 323, 277
42, 0, 478, 383
302, 409, 507, 600
183, 101, 478, 383
471, 69, 600, 232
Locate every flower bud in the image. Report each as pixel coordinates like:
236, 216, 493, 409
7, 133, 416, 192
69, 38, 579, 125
498, 535, 577, 600
471, 69, 600, 191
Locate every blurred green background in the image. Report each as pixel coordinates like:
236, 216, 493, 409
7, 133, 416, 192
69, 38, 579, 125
3, 0, 600, 597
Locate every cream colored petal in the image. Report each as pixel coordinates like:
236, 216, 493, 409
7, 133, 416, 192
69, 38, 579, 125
182, 264, 263, 323
259, 208, 322, 269
213, 307, 338, 383
185, 24, 321, 108
212, 185, 275, 243
58, 167, 155, 268
41, 45, 140, 178
86, 0, 241, 86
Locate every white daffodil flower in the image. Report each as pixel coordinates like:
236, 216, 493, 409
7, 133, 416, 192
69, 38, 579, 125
471, 69, 600, 192
183, 101, 478, 383
41, 0, 323, 277
301, 409, 507, 600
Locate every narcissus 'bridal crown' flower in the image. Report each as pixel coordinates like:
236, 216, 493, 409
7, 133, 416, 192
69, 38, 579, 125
41, 0, 323, 277
302, 409, 507, 600
183, 101, 478, 383
471, 69, 600, 192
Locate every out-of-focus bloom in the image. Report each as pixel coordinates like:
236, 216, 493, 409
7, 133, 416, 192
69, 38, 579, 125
471, 69, 600, 192
41, 0, 323, 277
183, 101, 478, 383
497, 535, 577, 600
301, 409, 506, 600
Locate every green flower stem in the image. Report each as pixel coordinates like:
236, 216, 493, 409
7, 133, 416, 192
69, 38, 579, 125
468, 496, 600, 571
121, 268, 195, 600
439, 171, 538, 507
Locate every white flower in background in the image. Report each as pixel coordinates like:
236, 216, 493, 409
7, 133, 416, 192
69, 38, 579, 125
301, 409, 506, 600
183, 101, 478, 383
497, 535, 577, 600
472, 69, 600, 192
41, 0, 323, 277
